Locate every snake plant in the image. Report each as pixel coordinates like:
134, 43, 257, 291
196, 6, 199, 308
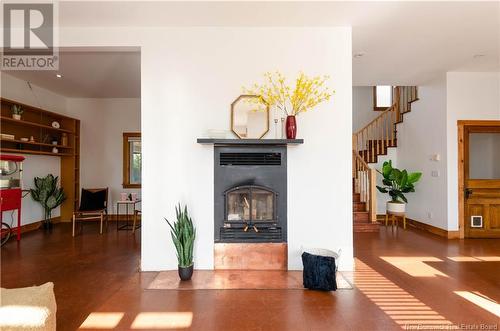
165, 204, 196, 268
30, 174, 66, 226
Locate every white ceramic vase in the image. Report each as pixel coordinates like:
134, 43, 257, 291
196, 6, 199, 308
12, 114, 21, 120
387, 201, 406, 213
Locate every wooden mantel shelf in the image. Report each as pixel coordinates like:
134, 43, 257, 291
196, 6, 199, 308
197, 138, 304, 145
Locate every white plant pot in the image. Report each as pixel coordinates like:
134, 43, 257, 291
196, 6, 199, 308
387, 201, 406, 213
12, 114, 21, 120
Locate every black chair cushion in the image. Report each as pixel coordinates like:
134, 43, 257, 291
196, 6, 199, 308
79, 189, 106, 211
302, 252, 337, 291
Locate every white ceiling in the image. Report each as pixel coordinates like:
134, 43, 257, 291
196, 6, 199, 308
58, 1, 499, 85
4, 50, 141, 98
3, 1, 499, 97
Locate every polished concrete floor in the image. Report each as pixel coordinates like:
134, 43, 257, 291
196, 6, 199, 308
1, 223, 499, 330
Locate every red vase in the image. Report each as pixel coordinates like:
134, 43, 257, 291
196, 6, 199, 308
286, 115, 297, 139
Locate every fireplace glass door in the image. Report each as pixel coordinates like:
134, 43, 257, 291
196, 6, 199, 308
226, 186, 275, 222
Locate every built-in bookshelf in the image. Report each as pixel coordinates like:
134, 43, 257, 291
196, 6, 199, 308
0, 97, 80, 221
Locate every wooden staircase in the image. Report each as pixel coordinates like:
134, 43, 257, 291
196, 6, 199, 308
353, 188, 379, 233
354, 86, 418, 164
352, 86, 418, 232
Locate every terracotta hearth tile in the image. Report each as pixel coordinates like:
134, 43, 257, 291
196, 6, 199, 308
147, 270, 302, 289
147, 270, 352, 290
214, 243, 287, 270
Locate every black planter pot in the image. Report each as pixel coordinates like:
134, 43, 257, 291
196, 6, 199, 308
42, 221, 53, 231
178, 265, 194, 281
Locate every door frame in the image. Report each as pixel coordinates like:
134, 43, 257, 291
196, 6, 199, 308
457, 120, 500, 239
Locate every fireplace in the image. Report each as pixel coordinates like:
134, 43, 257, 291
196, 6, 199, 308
198, 138, 302, 270
214, 145, 287, 243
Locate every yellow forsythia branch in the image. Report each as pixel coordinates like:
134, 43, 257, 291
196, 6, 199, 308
243, 71, 334, 116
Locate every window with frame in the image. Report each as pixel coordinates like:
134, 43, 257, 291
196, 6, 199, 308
123, 133, 141, 188
373, 86, 393, 111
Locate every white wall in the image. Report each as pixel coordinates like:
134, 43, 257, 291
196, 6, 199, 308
58, 27, 354, 271
353, 86, 379, 132
396, 76, 449, 230
446, 72, 500, 230
65, 98, 141, 211
1, 73, 65, 225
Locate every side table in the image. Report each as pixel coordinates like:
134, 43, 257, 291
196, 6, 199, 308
116, 200, 141, 231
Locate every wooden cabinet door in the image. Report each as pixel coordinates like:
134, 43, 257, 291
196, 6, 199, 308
465, 180, 500, 238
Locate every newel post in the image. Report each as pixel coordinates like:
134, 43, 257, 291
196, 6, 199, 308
369, 168, 377, 223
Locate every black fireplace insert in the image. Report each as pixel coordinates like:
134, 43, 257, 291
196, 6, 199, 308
214, 145, 287, 243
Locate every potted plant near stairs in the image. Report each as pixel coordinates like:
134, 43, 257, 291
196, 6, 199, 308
376, 160, 422, 214
165, 204, 196, 281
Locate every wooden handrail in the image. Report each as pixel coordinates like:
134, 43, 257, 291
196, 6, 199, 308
353, 150, 370, 170
353, 86, 418, 163
355, 104, 395, 134
353, 103, 396, 163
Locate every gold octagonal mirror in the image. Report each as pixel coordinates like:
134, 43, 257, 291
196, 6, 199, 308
231, 95, 270, 139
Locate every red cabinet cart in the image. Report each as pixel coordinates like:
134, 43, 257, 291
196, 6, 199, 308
0, 155, 25, 241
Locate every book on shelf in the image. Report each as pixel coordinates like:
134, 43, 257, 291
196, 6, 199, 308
1, 133, 15, 140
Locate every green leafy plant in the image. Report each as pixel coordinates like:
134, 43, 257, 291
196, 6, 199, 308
30, 174, 66, 226
376, 160, 422, 203
164, 204, 196, 268
11, 104, 23, 115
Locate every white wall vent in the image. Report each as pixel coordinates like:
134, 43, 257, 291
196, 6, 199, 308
470, 216, 483, 228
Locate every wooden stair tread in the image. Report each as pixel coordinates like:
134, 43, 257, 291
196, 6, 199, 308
353, 202, 367, 212
353, 222, 380, 233
353, 211, 369, 223
353, 193, 361, 202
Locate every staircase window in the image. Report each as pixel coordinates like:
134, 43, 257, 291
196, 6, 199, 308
373, 86, 393, 111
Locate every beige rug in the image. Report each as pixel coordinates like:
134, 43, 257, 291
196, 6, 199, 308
147, 270, 353, 290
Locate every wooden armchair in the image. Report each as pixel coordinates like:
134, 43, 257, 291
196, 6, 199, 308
72, 188, 109, 237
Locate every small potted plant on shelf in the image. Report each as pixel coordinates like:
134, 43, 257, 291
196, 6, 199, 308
30, 174, 66, 230
165, 204, 196, 281
376, 160, 422, 213
11, 105, 23, 120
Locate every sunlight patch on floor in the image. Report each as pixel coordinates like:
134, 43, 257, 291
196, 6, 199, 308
380, 257, 448, 277
130, 312, 193, 329
79, 312, 124, 329
473, 256, 500, 262
454, 291, 500, 317
448, 256, 500, 262
447, 256, 480, 262
79, 312, 193, 329
355, 259, 454, 330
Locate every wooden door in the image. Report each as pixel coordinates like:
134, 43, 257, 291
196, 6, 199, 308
464, 126, 500, 238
